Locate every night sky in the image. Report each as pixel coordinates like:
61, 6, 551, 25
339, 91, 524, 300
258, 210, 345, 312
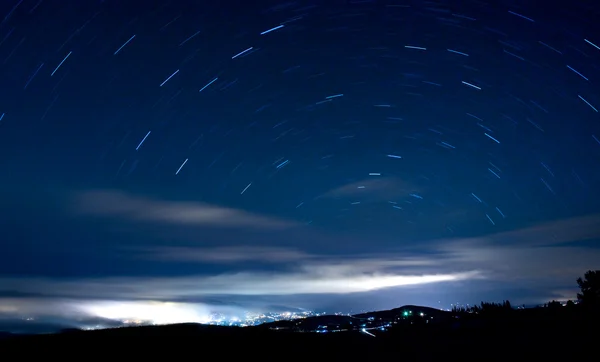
1, 0, 600, 333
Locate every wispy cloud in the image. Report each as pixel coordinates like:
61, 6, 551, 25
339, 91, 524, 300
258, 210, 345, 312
429, 214, 600, 282
22, 214, 594, 302
73, 190, 298, 230
139, 246, 311, 263
137, 246, 440, 267
319, 177, 419, 201
0, 267, 479, 300
486, 213, 600, 246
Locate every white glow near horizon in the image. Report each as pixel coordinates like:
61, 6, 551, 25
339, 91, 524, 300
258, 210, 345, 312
78, 301, 213, 325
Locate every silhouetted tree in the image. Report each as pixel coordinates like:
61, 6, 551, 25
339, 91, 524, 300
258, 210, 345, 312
576, 270, 600, 308
452, 306, 469, 313
474, 301, 513, 316
453, 300, 514, 315
546, 300, 562, 309
566, 300, 575, 308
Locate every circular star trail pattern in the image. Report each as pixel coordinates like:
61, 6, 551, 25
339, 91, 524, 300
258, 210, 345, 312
1, 1, 599, 246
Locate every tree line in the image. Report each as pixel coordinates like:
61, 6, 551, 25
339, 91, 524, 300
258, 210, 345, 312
451, 270, 600, 315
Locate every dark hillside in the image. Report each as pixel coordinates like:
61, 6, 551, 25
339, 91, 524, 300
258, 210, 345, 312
1, 306, 597, 361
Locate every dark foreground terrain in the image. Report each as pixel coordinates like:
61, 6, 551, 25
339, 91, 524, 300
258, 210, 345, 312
1, 307, 597, 361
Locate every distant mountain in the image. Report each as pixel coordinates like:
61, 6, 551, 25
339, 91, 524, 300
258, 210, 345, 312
258, 305, 452, 330
353, 305, 451, 319
255, 314, 355, 331
1, 306, 596, 360
0, 320, 72, 335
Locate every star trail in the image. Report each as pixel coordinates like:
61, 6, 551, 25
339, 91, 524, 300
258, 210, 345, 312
0, 0, 599, 332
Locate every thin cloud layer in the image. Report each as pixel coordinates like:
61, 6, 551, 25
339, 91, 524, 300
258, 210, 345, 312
140, 246, 311, 263
320, 177, 420, 201
134, 214, 600, 284
486, 213, 600, 247
0, 266, 479, 300
428, 214, 600, 282
73, 190, 298, 230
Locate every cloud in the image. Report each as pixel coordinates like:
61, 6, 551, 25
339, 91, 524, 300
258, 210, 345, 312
486, 213, 600, 247
136, 246, 439, 267
0, 268, 479, 300
434, 240, 600, 282
319, 177, 419, 201
138, 246, 311, 263
428, 214, 600, 283
72, 190, 297, 230
0, 249, 479, 330
8, 212, 593, 303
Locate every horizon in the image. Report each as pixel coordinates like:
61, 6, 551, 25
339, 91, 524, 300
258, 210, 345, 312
0, 300, 560, 335
1, 0, 600, 334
